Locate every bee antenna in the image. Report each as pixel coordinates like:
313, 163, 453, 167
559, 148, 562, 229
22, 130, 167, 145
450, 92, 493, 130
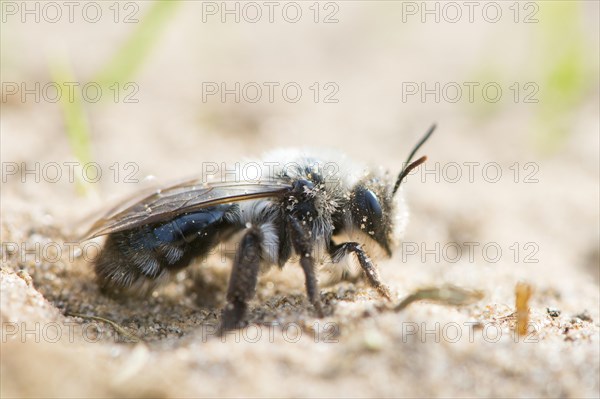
392, 123, 436, 196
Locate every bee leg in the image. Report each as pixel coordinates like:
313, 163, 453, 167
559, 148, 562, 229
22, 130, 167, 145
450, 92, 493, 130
220, 227, 262, 331
287, 216, 324, 317
329, 242, 392, 301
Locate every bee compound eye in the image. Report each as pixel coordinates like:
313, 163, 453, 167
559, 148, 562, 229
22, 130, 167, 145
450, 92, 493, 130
363, 189, 383, 219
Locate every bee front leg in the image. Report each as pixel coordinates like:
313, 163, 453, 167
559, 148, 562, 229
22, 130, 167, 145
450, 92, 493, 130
287, 216, 324, 317
220, 227, 262, 331
329, 242, 392, 301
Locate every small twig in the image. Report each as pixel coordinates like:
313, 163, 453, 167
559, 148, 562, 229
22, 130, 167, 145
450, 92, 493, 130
394, 284, 485, 312
66, 312, 141, 343
515, 282, 533, 336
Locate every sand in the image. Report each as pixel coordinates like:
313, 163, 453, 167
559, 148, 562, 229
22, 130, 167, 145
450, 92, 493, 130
1, 2, 599, 398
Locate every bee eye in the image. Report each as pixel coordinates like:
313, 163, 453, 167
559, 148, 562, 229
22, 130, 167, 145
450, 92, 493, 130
364, 189, 383, 219
353, 188, 383, 221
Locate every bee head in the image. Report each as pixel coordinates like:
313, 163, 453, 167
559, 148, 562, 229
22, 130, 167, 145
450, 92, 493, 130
348, 124, 436, 256
349, 181, 395, 256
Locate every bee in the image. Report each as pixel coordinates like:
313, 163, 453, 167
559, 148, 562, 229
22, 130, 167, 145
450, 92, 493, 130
84, 125, 435, 329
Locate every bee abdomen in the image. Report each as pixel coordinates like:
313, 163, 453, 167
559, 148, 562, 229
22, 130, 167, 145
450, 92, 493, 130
94, 205, 236, 291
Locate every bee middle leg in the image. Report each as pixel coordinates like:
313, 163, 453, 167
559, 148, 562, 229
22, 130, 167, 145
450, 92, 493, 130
220, 227, 262, 330
287, 216, 324, 317
329, 242, 392, 301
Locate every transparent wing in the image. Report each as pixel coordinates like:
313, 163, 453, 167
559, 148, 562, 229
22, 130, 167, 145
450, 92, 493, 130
82, 178, 292, 240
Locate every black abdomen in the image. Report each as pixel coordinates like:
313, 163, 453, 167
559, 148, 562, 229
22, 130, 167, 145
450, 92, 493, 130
95, 204, 237, 289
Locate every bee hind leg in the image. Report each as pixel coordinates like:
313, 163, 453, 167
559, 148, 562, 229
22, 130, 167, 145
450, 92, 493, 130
220, 227, 262, 331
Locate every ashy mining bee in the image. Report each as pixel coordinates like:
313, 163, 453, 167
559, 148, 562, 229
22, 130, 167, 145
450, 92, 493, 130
84, 125, 435, 329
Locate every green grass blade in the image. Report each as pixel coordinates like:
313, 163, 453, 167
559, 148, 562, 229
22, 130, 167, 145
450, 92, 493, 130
94, 1, 181, 89
49, 56, 93, 195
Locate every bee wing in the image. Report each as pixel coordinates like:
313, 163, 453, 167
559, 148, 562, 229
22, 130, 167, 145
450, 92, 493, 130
82, 178, 292, 240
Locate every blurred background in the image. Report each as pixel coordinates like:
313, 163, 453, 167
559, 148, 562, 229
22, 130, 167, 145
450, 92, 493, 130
1, 1, 599, 397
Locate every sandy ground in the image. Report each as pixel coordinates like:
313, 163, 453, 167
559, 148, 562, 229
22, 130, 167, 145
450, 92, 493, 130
1, 2, 599, 398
